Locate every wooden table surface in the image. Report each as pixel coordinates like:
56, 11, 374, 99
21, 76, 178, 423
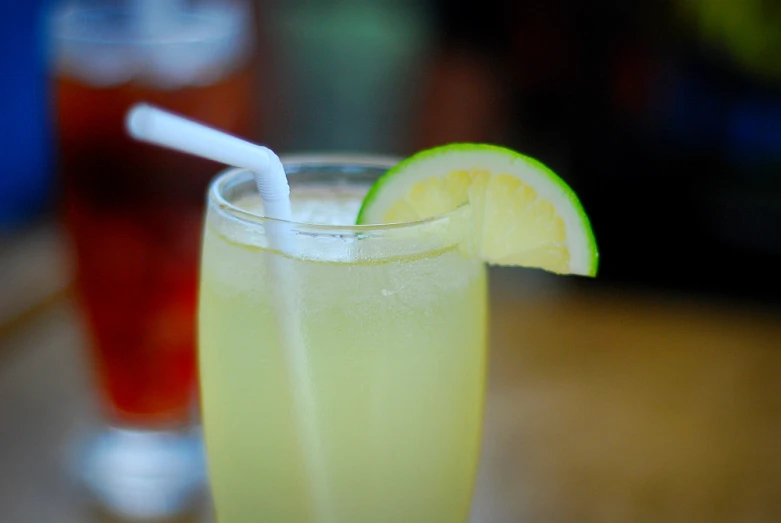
2, 228, 781, 523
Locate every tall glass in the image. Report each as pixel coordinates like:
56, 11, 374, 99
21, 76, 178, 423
50, 1, 254, 518
199, 157, 488, 522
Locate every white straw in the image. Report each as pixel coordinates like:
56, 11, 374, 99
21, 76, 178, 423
126, 104, 333, 520
126, 104, 292, 222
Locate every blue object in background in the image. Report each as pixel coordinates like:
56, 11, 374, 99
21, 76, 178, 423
0, 1, 53, 230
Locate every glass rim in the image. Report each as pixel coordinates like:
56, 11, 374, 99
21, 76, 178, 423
208, 154, 469, 233
51, 5, 248, 47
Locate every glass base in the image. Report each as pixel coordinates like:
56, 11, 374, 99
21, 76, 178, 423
71, 425, 207, 520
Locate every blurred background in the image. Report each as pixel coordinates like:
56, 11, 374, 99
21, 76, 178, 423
1, 0, 781, 522
3, 0, 781, 302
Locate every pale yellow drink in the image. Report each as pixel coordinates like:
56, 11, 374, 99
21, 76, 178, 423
199, 160, 487, 523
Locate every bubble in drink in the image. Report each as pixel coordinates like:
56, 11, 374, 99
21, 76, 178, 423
236, 185, 366, 226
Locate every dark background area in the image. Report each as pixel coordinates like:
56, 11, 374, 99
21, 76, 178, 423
417, 0, 781, 305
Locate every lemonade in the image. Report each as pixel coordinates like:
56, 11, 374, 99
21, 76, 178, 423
198, 160, 488, 522
125, 105, 597, 523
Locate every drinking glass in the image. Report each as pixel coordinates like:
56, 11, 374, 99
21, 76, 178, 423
51, 1, 254, 517
198, 156, 488, 522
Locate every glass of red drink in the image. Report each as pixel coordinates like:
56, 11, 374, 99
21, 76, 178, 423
50, 1, 256, 518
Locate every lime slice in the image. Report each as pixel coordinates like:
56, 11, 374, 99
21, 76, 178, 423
357, 144, 598, 276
